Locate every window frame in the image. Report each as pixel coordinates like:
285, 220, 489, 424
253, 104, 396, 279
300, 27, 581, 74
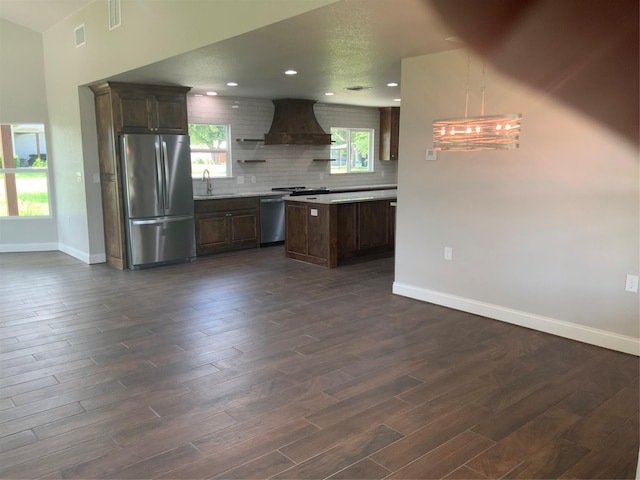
188, 123, 232, 179
0, 123, 52, 218
330, 127, 375, 175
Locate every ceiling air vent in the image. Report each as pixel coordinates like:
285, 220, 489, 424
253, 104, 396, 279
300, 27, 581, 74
74, 24, 86, 48
109, 0, 121, 30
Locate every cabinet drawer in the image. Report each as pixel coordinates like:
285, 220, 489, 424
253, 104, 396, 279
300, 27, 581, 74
194, 197, 259, 213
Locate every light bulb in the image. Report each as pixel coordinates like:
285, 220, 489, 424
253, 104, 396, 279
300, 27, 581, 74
496, 124, 502, 131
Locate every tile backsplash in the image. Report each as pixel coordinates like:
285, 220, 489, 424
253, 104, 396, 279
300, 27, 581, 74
188, 95, 398, 195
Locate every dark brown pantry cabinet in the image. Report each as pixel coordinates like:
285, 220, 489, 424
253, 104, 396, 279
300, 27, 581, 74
379, 106, 400, 161
89, 82, 191, 269
194, 197, 260, 255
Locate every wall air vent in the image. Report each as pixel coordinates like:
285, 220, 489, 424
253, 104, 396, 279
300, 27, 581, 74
109, 0, 121, 30
74, 24, 86, 48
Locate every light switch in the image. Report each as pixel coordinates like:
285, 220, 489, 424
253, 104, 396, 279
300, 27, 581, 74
426, 149, 437, 161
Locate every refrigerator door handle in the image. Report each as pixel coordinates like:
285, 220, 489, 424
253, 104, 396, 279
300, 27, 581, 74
162, 140, 170, 212
154, 140, 164, 211
132, 215, 193, 226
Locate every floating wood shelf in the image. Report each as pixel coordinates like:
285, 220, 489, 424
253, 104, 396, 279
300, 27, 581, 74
236, 138, 264, 143
313, 158, 335, 162
236, 159, 266, 164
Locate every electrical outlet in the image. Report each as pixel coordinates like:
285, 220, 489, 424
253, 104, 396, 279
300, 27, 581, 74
625, 274, 639, 293
444, 246, 452, 261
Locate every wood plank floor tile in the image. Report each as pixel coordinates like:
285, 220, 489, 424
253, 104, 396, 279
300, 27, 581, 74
326, 459, 391, 479
388, 430, 494, 479
565, 412, 640, 479
370, 403, 491, 472
106, 444, 204, 479
281, 397, 412, 463
561, 385, 639, 449
0, 249, 637, 480
272, 425, 403, 479
212, 450, 294, 479
502, 437, 590, 479
159, 418, 318, 479
444, 465, 489, 479
305, 375, 422, 428
466, 405, 581, 478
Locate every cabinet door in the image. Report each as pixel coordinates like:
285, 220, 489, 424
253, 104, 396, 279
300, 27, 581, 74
229, 210, 259, 247
153, 94, 189, 134
116, 91, 153, 133
379, 107, 400, 161
115, 91, 188, 134
358, 201, 390, 250
337, 203, 358, 258
285, 203, 308, 256
307, 205, 331, 260
195, 213, 228, 253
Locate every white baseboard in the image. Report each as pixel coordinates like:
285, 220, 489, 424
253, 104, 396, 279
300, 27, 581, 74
0, 242, 58, 253
393, 282, 640, 356
57, 244, 106, 265
1, 243, 107, 265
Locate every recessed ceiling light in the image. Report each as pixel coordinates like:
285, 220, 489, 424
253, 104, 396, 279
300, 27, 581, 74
324, 92, 334, 96
387, 82, 399, 87
284, 69, 297, 75
393, 98, 401, 102
206, 91, 217, 96
226, 82, 238, 87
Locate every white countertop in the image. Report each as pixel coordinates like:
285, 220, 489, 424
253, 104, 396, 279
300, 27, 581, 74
194, 184, 398, 201
284, 189, 397, 205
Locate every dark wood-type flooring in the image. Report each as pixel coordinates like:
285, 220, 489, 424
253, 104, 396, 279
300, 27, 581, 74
0, 247, 638, 479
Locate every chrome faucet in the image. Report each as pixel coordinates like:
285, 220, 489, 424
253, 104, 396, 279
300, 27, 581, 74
202, 169, 213, 195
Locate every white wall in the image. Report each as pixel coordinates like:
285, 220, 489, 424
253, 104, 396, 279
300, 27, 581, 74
31, 0, 338, 262
187, 95, 397, 196
0, 19, 58, 252
394, 49, 639, 354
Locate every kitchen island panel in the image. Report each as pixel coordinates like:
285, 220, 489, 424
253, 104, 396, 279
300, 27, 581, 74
285, 192, 396, 268
285, 203, 337, 268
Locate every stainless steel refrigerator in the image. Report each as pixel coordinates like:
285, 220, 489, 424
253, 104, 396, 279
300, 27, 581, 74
120, 134, 195, 269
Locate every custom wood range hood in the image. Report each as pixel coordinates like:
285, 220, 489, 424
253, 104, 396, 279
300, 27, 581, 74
264, 98, 332, 145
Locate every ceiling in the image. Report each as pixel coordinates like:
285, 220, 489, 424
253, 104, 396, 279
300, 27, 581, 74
0, 0, 459, 107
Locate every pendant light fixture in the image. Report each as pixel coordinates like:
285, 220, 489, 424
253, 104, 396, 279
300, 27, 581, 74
432, 55, 521, 151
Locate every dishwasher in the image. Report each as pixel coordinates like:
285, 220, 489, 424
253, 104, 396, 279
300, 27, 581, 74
260, 195, 286, 245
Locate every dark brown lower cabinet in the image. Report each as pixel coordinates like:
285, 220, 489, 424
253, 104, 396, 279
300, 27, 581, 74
195, 197, 259, 255
285, 199, 395, 268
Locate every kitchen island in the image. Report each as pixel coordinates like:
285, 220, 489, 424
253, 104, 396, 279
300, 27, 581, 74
284, 189, 397, 268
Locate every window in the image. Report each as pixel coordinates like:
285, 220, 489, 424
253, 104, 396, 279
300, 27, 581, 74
330, 127, 374, 174
188, 124, 231, 178
0, 124, 51, 217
